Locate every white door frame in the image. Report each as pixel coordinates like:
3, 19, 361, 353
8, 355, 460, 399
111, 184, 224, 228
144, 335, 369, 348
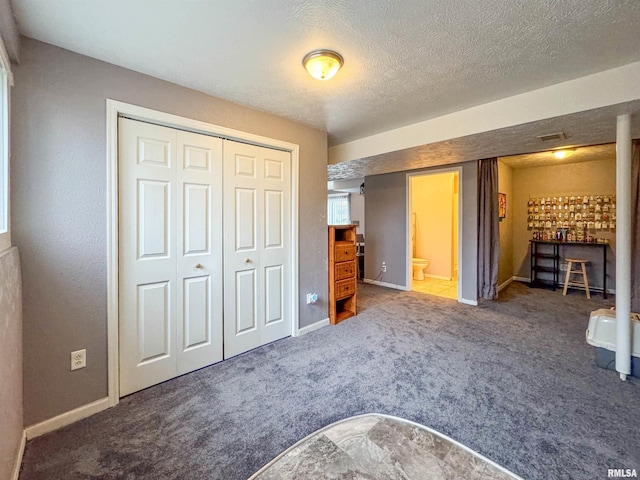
106, 99, 300, 407
406, 166, 463, 301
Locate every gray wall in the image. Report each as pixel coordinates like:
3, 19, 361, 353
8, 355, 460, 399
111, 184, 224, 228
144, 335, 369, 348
364, 172, 407, 284
350, 193, 365, 235
12, 38, 328, 426
459, 161, 479, 301
364, 161, 478, 302
0, 247, 23, 480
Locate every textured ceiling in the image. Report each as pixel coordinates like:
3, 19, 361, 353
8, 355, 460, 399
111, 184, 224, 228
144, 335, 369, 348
328, 101, 640, 180
500, 143, 615, 170
12, 0, 640, 146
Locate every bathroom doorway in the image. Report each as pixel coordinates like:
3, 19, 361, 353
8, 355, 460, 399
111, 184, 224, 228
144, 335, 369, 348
407, 169, 461, 300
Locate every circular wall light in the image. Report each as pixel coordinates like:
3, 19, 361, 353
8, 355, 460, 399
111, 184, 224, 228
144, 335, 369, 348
302, 50, 344, 81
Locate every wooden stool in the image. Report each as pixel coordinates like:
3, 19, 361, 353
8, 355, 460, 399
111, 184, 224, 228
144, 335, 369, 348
562, 258, 590, 299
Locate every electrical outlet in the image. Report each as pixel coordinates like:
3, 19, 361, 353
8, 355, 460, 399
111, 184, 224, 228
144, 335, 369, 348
71, 349, 86, 371
306, 293, 319, 304
382, 261, 387, 273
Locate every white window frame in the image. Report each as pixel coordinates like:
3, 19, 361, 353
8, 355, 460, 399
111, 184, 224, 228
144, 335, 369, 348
0, 38, 13, 253
328, 193, 350, 225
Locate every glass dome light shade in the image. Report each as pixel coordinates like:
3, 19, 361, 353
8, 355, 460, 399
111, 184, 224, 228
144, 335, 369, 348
302, 50, 343, 81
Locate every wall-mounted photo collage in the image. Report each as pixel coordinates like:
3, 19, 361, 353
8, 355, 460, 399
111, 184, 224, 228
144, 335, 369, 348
527, 194, 615, 242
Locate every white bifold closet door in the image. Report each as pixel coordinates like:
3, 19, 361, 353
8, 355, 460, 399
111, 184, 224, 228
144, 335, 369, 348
223, 140, 291, 358
119, 120, 293, 396
119, 118, 223, 396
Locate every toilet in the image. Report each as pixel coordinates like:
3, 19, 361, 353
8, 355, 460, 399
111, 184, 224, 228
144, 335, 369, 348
412, 258, 429, 280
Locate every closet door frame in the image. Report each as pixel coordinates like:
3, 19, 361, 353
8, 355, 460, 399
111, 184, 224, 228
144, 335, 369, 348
106, 99, 300, 407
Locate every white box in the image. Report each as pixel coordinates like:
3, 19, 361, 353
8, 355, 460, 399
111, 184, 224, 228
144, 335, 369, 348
586, 309, 640, 355
586, 308, 640, 376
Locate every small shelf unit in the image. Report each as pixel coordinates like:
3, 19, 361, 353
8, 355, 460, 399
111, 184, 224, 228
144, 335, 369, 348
529, 240, 609, 298
530, 241, 560, 289
329, 225, 358, 324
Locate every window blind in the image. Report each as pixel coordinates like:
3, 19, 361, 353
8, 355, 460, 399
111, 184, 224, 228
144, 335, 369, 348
328, 193, 350, 225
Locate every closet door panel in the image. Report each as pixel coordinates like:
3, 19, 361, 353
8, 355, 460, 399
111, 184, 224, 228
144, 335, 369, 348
223, 141, 291, 357
182, 276, 210, 349
136, 281, 171, 363
119, 118, 178, 396
120, 120, 291, 390
183, 183, 209, 255
235, 188, 257, 251
259, 147, 291, 344
264, 265, 283, 325
264, 190, 283, 248
235, 269, 258, 334
176, 130, 223, 375
223, 141, 263, 357
119, 121, 223, 395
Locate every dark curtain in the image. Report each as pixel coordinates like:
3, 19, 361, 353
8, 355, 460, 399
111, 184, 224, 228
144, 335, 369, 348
477, 158, 500, 300
631, 140, 640, 312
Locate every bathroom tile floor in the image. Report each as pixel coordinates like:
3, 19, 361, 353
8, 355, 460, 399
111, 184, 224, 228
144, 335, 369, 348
412, 277, 458, 300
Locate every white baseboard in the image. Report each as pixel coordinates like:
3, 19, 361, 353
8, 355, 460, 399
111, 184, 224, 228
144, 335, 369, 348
363, 278, 410, 291
424, 274, 451, 281
11, 430, 26, 480
510, 276, 615, 294
296, 318, 329, 336
459, 298, 478, 306
498, 277, 514, 292
25, 397, 110, 440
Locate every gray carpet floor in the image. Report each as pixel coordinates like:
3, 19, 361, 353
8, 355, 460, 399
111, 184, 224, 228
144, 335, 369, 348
20, 282, 639, 480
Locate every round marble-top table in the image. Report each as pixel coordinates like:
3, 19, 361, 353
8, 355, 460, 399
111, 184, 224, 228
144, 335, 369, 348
250, 414, 522, 479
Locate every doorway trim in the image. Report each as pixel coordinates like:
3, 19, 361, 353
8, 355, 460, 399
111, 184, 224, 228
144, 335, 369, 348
106, 99, 300, 407
406, 166, 463, 301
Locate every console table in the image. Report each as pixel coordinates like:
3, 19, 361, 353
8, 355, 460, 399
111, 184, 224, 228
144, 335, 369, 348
529, 240, 609, 298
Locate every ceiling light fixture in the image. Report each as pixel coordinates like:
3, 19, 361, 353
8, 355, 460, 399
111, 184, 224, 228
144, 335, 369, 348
553, 149, 576, 159
302, 49, 343, 81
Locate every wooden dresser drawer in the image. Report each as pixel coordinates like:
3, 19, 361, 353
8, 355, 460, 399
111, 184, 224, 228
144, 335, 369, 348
329, 225, 357, 325
335, 278, 356, 300
335, 260, 356, 280
334, 244, 356, 262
